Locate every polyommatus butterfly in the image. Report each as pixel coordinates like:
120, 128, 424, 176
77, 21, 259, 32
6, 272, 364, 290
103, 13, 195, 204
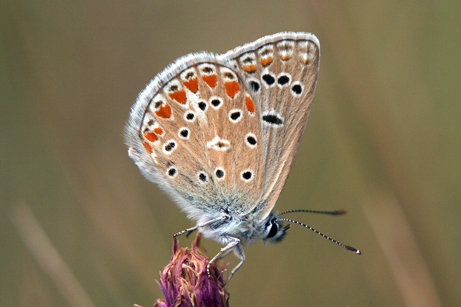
125, 32, 360, 282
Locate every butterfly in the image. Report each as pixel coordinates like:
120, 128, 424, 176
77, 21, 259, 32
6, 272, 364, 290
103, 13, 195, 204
125, 32, 360, 282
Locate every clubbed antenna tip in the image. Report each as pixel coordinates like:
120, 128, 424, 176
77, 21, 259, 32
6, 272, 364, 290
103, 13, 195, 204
345, 245, 361, 255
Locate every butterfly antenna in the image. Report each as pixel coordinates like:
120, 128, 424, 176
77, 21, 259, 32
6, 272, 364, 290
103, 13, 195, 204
277, 217, 361, 255
279, 209, 347, 216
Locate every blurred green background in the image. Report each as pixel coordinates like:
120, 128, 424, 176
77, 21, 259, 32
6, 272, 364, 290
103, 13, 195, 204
2, 1, 460, 306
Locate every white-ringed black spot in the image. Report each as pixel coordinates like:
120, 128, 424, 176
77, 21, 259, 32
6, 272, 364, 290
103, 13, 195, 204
198, 171, 208, 183
198, 100, 207, 111
263, 115, 283, 125
262, 73, 275, 86
277, 73, 291, 87
240, 169, 254, 182
178, 127, 190, 139
166, 167, 177, 177
163, 140, 177, 153
245, 133, 257, 148
249, 80, 260, 92
229, 109, 243, 123
210, 97, 223, 109
215, 167, 225, 179
261, 110, 284, 128
291, 81, 304, 96
184, 110, 196, 122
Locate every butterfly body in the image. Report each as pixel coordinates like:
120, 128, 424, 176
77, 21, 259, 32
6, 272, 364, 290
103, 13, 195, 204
125, 32, 320, 278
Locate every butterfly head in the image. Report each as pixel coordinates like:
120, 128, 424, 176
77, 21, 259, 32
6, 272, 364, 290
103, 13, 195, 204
261, 212, 290, 244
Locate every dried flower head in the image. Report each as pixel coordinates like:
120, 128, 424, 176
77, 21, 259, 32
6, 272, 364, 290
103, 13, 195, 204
153, 233, 229, 307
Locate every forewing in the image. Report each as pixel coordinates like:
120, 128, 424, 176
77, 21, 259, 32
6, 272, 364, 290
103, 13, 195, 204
219, 32, 320, 221
125, 53, 264, 221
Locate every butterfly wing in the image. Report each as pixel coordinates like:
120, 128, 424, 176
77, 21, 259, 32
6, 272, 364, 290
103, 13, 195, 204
219, 32, 320, 222
125, 53, 265, 222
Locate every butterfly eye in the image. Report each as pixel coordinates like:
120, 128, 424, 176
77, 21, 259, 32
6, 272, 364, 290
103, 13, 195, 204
263, 217, 288, 244
267, 219, 279, 238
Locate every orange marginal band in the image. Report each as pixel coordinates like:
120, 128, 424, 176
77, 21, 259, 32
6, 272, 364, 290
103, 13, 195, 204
153, 127, 164, 135
202, 74, 218, 88
260, 56, 273, 66
225, 81, 240, 98
242, 64, 257, 73
245, 95, 256, 113
143, 141, 153, 153
168, 89, 187, 104
183, 77, 199, 93
144, 132, 158, 142
155, 103, 172, 119
281, 54, 292, 61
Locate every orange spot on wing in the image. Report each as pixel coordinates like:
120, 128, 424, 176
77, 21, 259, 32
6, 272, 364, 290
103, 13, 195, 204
260, 56, 273, 66
144, 132, 157, 142
143, 141, 153, 153
202, 74, 218, 88
153, 127, 164, 135
242, 64, 257, 73
245, 95, 256, 113
281, 54, 292, 61
225, 81, 240, 98
168, 89, 187, 104
155, 103, 172, 119
183, 77, 199, 93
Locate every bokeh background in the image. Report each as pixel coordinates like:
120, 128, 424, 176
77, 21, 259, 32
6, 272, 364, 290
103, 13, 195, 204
2, 1, 460, 306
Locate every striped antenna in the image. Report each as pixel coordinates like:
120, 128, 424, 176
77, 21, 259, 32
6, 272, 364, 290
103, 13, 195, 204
277, 217, 361, 255
279, 209, 347, 216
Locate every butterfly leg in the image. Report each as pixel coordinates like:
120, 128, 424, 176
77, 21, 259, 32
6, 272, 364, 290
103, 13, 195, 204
227, 242, 245, 283
173, 216, 227, 237
207, 236, 245, 284
207, 238, 239, 277
215, 247, 234, 260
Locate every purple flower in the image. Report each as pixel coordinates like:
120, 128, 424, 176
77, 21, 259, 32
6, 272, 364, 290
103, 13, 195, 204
154, 234, 229, 307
